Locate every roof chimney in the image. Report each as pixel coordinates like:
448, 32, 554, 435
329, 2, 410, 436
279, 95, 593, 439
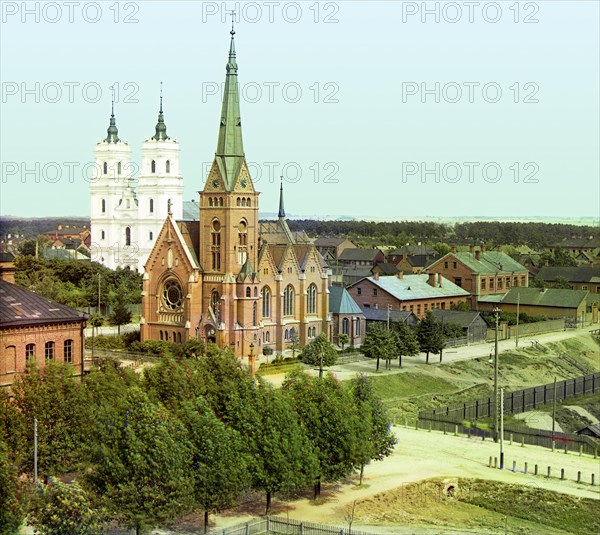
469, 244, 474, 253
427, 272, 436, 287
451, 246, 457, 253
373, 272, 379, 281
397, 271, 404, 280
481, 245, 486, 253
437, 273, 442, 287
475, 249, 481, 261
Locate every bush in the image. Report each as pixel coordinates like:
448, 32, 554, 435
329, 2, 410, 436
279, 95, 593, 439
129, 340, 172, 356
263, 346, 274, 356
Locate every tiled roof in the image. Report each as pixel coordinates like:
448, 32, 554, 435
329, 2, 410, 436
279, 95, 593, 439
315, 237, 352, 248
329, 286, 362, 314
436, 251, 528, 275
389, 245, 437, 256
493, 287, 588, 309
353, 274, 470, 301
406, 255, 438, 268
537, 266, 600, 283
0, 280, 88, 327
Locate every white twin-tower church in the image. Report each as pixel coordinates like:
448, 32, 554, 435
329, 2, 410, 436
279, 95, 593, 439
90, 92, 184, 272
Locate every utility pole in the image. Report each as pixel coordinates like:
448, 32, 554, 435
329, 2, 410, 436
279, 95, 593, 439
500, 387, 504, 469
34, 418, 38, 483
493, 306, 500, 443
552, 376, 557, 436
515, 292, 520, 348
387, 304, 391, 330
98, 273, 101, 315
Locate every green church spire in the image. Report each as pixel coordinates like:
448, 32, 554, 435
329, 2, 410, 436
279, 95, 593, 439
215, 24, 245, 190
152, 81, 169, 141
105, 88, 120, 143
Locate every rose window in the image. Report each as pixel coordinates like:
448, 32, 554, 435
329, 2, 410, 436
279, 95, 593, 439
162, 280, 183, 311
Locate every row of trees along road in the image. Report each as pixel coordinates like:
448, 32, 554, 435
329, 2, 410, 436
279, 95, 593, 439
360, 312, 463, 369
0, 343, 396, 535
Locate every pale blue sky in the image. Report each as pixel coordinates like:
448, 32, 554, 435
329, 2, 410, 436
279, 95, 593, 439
1, 0, 599, 220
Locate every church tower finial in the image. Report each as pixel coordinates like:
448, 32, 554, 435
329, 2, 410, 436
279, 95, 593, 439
278, 177, 286, 218
152, 81, 169, 141
105, 86, 120, 143
215, 20, 244, 190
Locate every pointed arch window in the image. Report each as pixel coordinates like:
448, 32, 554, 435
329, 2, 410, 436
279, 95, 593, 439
103, 162, 107, 175
166, 160, 171, 173
101, 199, 106, 213
150, 198, 154, 213
151, 160, 156, 173
262, 286, 271, 318
246, 197, 251, 207
211, 219, 221, 271
209, 198, 213, 207
237, 198, 241, 207
241, 198, 246, 207
219, 198, 224, 207
307, 284, 317, 314
283, 285, 294, 316
125, 226, 131, 246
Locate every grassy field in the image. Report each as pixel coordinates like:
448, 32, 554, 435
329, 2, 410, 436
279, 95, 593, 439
352, 477, 600, 534
368, 334, 600, 426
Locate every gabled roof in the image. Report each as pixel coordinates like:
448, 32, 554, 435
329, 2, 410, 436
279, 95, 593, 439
0, 280, 88, 327
351, 274, 469, 301
429, 309, 486, 328
389, 245, 437, 256
481, 287, 589, 309
329, 286, 362, 315
237, 258, 257, 282
182, 200, 200, 221
361, 308, 417, 323
404, 255, 438, 268
536, 266, 600, 283
339, 248, 382, 262
177, 220, 201, 269
372, 262, 399, 275
434, 251, 527, 275
315, 237, 354, 248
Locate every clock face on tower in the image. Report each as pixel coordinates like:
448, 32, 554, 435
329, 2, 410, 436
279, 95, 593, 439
240, 178, 247, 188
212, 178, 219, 188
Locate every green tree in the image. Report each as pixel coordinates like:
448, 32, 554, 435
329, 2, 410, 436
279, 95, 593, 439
392, 321, 419, 368
338, 333, 350, 352
541, 248, 577, 267
299, 333, 338, 377
417, 312, 445, 364
348, 374, 396, 484
109, 288, 132, 335
86, 387, 194, 534
0, 439, 27, 535
28, 477, 101, 535
450, 301, 471, 312
228, 380, 318, 513
177, 398, 250, 533
282, 370, 359, 498
553, 276, 573, 289
360, 323, 396, 371
11, 361, 89, 475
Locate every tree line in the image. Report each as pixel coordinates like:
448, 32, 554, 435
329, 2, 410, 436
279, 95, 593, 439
286, 219, 597, 248
13, 256, 141, 311
0, 345, 395, 534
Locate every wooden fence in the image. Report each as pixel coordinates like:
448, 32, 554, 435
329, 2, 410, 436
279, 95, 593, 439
418, 373, 600, 454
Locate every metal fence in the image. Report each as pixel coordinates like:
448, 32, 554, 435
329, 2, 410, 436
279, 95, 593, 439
212, 517, 389, 535
418, 373, 600, 455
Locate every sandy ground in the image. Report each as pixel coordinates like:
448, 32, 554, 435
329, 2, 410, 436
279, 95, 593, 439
211, 425, 600, 532
564, 405, 599, 424
513, 410, 564, 432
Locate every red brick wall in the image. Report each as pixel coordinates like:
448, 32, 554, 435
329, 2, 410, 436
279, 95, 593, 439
1, 321, 86, 388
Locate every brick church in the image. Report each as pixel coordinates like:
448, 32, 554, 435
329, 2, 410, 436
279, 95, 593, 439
140, 30, 332, 357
